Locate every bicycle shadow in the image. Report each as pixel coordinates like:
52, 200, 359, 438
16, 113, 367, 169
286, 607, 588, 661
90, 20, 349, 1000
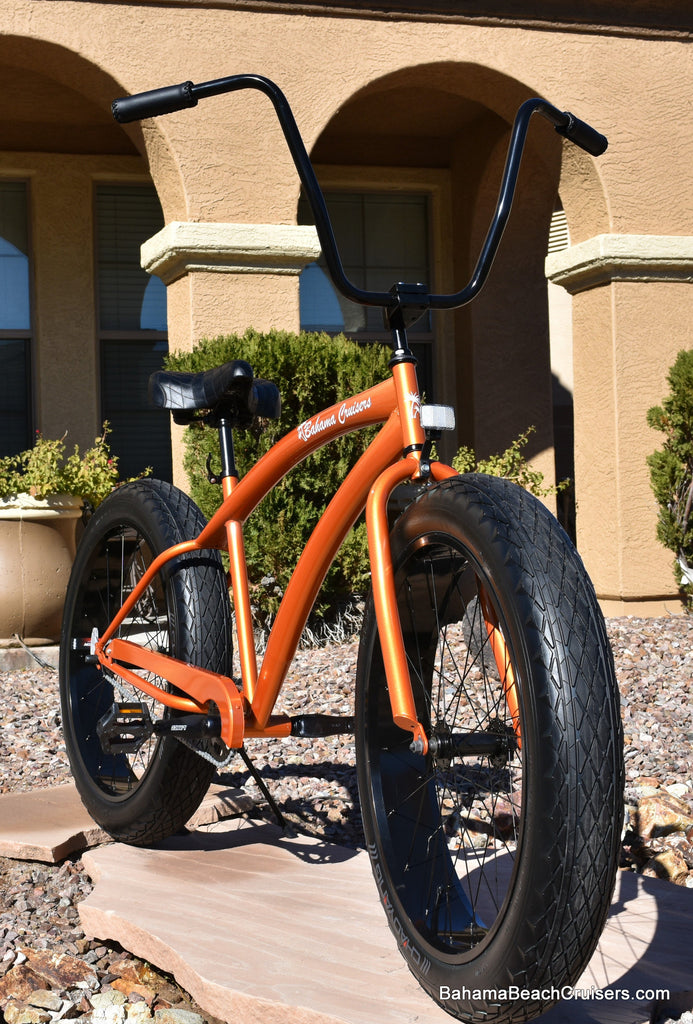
156, 813, 360, 866
216, 758, 364, 846
529, 865, 693, 1023
458, 848, 693, 1022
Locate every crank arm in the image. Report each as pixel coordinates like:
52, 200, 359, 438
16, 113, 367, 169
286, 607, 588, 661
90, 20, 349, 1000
99, 638, 245, 748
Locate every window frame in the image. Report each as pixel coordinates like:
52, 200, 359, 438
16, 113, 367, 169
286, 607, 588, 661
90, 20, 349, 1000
93, 180, 171, 480
0, 177, 34, 454
299, 165, 455, 409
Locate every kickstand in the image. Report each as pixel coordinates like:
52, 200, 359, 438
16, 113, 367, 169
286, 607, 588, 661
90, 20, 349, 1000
238, 746, 295, 836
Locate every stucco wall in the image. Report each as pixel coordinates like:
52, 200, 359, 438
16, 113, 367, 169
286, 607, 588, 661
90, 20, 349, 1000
2, 0, 691, 612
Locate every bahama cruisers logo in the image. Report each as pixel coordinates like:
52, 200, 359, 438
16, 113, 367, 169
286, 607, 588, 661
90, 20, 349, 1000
298, 396, 372, 442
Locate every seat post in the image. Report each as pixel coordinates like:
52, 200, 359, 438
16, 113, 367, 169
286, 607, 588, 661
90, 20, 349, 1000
217, 414, 259, 703
218, 416, 237, 481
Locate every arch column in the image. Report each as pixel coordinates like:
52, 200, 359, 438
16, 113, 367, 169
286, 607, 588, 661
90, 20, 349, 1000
546, 235, 693, 615
141, 221, 322, 349
141, 220, 321, 486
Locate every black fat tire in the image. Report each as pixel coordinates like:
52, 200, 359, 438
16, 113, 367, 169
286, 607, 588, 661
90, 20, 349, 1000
355, 474, 623, 1024
60, 479, 232, 846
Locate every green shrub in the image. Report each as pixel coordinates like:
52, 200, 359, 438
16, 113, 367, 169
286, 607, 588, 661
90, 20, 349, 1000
0, 423, 139, 508
452, 426, 569, 498
647, 348, 693, 607
165, 329, 391, 633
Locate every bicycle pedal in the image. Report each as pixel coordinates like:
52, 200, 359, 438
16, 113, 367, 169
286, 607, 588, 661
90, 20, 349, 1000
97, 702, 154, 755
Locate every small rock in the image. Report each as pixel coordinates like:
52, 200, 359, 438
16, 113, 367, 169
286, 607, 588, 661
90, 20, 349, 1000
666, 782, 691, 800
26, 989, 63, 1012
0, 963, 44, 1004
638, 794, 693, 839
154, 1010, 205, 1024
111, 962, 160, 989
91, 990, 128, 1009
642, 847, 690, 885
2, 1000, 51, 1024
126, 1002, 154, 1023
111, 977, 157, 1006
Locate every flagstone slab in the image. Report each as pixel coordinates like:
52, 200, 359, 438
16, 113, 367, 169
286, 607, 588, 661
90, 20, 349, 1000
79, 817, 693, 1024
0, 783, 254, 862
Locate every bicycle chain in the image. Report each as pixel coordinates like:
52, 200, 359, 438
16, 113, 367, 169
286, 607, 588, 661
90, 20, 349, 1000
178, 735, 237, 769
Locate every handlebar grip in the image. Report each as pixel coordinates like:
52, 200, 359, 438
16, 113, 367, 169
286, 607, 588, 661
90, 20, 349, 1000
555, 111, 608, 156
112, 81, 197, 123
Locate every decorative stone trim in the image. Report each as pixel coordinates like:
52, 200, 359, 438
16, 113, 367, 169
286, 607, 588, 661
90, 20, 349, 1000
141, 221, 322, 284
545, 234, 693, 293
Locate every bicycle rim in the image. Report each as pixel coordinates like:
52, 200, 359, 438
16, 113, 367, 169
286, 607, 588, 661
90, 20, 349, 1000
64, 522, 173, 800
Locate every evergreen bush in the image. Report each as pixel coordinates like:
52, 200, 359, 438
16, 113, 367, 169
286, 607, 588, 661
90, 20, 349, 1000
165, 328, 391, 634
647, 348, 693, 607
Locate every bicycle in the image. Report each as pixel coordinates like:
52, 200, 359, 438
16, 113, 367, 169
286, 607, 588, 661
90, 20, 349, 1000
60, 73, 624, 1024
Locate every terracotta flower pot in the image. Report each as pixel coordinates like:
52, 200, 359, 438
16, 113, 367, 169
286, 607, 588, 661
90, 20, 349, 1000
0, 494, 83, 642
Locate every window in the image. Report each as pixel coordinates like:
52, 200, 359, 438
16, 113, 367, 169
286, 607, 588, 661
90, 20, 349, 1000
298, 191, 434, 395
96, 184, 171, 480
0, 182, 32, 455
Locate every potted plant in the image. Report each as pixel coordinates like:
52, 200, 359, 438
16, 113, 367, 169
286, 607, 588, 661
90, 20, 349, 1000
0, 425, 124, 642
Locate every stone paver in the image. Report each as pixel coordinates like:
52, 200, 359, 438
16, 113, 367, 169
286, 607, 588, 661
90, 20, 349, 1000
2, 787, 692, 1024
0, 783, 254, 861
80, 816, 693, 1024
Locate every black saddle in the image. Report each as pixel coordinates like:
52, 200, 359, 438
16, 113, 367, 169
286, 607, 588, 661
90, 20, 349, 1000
149, 360, 281, 426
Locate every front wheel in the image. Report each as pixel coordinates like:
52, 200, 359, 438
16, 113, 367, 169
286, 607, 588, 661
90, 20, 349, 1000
356, 474, 623, 1024
60, 479, 232, 846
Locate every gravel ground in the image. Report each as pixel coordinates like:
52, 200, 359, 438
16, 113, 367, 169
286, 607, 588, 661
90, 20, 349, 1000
0, 615, 692, 1018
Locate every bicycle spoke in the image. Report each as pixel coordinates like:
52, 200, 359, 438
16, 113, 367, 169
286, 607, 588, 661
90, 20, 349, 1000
363, 528, 526, 957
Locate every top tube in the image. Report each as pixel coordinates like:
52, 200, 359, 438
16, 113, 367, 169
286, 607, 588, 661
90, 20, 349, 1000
112, 74, 607, 325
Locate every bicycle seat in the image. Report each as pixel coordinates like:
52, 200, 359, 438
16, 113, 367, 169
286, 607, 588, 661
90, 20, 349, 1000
149, 360, 281, 425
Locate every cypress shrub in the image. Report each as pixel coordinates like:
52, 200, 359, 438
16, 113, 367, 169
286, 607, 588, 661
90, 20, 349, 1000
647, 348, 693, 607
165, 328, 391, 634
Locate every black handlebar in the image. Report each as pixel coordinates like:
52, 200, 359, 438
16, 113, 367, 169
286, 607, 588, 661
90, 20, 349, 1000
112, 74, 607, 323
112, 81, 197, 122
553, 110, 607, 157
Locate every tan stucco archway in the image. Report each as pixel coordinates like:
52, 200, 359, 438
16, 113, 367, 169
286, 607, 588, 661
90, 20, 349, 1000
302, 63, 611, 497
2, 0, 689, 614
0, 35, 181, 451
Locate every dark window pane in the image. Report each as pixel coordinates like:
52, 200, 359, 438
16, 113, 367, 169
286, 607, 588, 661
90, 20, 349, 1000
0, 339, 30, 455
299, 191, 431, 334
101, 339, 172, 481
97, 184, 171, 480
0, 182, 30, 331
96, 185, 167, 332
298, 189, 434, 396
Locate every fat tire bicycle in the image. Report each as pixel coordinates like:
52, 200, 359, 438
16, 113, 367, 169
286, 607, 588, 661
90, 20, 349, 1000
60, 74, 624, 1024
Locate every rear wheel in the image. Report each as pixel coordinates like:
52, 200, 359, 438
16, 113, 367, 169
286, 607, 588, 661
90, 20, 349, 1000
60, 479, 232, 845
356, 474, 623, 1023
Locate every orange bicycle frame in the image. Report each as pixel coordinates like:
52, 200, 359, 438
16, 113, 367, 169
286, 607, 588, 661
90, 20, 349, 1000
95, 358, 519, 754
97, 361, 435, 751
